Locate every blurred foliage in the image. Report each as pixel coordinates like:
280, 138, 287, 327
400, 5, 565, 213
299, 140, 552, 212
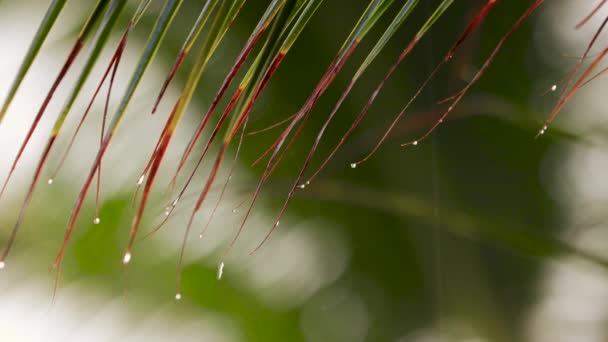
0, 0, 603, 341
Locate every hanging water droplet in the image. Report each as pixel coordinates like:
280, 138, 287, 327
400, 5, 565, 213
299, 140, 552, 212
122, 252, 132, 264
137, 175, 145, 185
175, 293, 182, 300
551, 84, 557, 92
217, 261, 224, 280
298, 184, 306, 189
232, 208, 237, 214
306, 180, 310, 185
350, 163, 357, 169
199, 234, 203, 239
0, 261, 5, 269
165, 210, 170, 216
94, 217, 100, 225
412, 140, 418, 146
47, 178, 53, 185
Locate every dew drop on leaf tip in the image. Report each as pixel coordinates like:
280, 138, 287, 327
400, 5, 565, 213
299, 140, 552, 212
217, 261, 224, 280
122, 252, 132, 264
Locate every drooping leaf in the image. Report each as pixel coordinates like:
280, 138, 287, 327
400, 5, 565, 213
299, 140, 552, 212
51, 0, 184, 272
0, 0, 129, 265
0, 0, 112, 199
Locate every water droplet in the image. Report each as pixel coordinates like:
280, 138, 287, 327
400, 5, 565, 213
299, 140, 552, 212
198, 234, 203, 239
232, 208, 237, 214
551, 84, 557, 92
165, 210, 170, 216
350, 163, 357, 169
0, 261, 5, 269
275, 221, 280, 227
137, 175, 145, 185
217, 262, 224, 280
47, 178, 53, 185
172, 199, 179, 207
412, 140, 418, 146
298, 184, 306, 189
306, 181, 310, 185
175, 293, 182, 300
94, 217, 100, 225
122, 252, 132, 264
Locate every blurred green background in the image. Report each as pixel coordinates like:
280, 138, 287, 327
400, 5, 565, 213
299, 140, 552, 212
0, 0, 607, 341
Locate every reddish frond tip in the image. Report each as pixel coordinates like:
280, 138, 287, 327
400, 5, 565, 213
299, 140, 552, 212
152, 50, 186, 114
0, 180, 10, 201
246, 113, 296, 136
576, 0, 608, 29
250, 221, 280, 255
